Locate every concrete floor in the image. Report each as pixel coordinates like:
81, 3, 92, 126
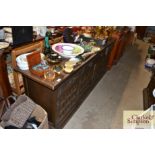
64, 40, 151, 129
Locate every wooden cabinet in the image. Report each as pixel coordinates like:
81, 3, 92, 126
107, 32, 122, 69
17, 41, 114, 128
114, 30, 130, 62
107, 29, 131, 69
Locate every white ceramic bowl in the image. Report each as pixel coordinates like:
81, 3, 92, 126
62, 45, 74, 51
63, 50, 72, 55
52, 43, 84, 59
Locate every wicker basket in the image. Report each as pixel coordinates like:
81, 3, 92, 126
0, 104, 49, 129
30, 104, 49, 129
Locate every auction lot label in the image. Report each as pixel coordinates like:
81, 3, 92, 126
123, 110, 155, 129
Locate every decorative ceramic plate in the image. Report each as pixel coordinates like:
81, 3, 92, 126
65, 61, 76, 67
63, 66, 73, 73
0, 42, 9, 49
52, 43, 84, 58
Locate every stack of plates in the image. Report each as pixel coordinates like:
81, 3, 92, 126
16, 53, 45, 70
16, 53, 30, 70
0, 42, 9, 49
5, 33, 13, 43
3, 27, 12, 33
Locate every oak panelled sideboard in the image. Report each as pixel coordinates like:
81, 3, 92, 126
15, 40, 114, 128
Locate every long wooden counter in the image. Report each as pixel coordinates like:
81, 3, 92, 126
15, 40, 114, 128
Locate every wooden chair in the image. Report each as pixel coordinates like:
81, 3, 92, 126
0, 51, 12, 98
0, 51, 13, 117
11, 41, 44, 95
